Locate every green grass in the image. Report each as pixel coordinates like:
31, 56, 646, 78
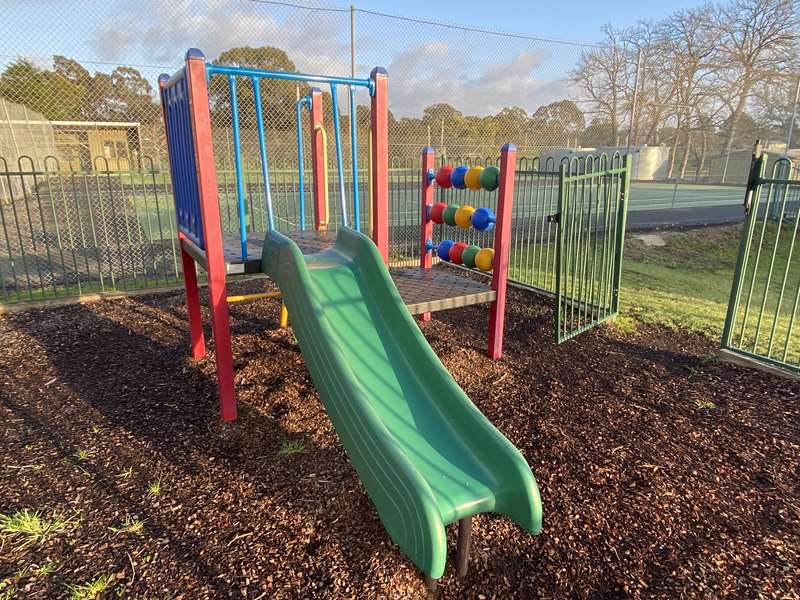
146, 480, 161, 496
108, 515, 145, 535
278, 440, 306, 456
74, 449, 90, 462
34, 561, 57, 576
509, 222, 800, 366
68, 574, 114, 600
0, 509, 78, 549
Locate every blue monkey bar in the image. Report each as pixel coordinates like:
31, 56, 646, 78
208, 63, 369, 258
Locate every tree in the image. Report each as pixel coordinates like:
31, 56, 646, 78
0, 59, 84, 120
714, 0, 799, 154
209, 46, 303, 131
571, 25, 633, 145
531, 100, 585, 146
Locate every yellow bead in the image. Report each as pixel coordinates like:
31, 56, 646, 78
454, 205, 476, 229
464, 166, 484, 191
475, 247, 494, 271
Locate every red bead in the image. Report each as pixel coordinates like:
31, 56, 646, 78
449, 241, 468, 264
435, 166, 454, 188
430, 202, 447, 224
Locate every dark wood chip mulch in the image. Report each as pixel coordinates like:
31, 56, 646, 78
0, 277, 798, 599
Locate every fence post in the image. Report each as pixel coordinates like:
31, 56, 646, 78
309, 88, 327, 231
185, 49, 237, 422
420, 147, 435, 321
487, 143, 516, 359
611, 154, 632, 315
370, 67, 389, 263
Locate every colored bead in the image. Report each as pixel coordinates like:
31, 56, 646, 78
437, 239, 455, 261
464, 166, 484, 191
461, 245, 481, 268
471, 207, 496, 232
451, 165, 469, 189
480, 166, 500, 191
454, 205, 476, 229
435, 166, 453, 188
430, 202, 447, 224
449, 241, 468, 264
442, 204, 459, 227
475, 247, 494, 271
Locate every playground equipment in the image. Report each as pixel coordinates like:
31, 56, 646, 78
417, 147, 516, 358
159, 49, 541, 587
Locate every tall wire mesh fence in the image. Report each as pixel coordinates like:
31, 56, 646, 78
0, 0, 798, 303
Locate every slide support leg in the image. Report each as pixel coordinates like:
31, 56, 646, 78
180, 243, 205, 358
456, 516, 472, 577
280, 303, 289, 328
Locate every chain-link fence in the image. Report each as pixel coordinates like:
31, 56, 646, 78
0, 0, 798, 302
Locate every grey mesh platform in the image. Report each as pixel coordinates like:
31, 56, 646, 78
182, 230, 496, 314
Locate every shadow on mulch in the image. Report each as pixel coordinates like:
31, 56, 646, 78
0, 276, 798, 599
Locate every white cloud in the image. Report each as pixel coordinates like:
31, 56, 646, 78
387, 45, 572, 117
93, 0, 351, 75
92, 2, 572, 117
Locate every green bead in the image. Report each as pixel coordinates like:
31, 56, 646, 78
461, 245, 481, 268
480, 166, 500, 191
442, 204, 460, 226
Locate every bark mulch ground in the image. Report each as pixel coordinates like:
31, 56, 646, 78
0, 276, 798, 599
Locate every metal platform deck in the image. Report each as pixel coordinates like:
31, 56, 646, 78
182, 231, 495, 314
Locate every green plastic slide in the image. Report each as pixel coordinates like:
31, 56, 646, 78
262, 227, 542, 578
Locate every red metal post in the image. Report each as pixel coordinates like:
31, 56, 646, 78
185, 49, 237, 421
179, 237, 206, 358
309, 88, 328, 231
420, 147, 435, 321
159, 74, 207, 360
370, 67, 389, 263
487, 143, 516, 360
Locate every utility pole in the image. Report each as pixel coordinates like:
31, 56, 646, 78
785, 75, 800, 156
627, 47, 643, 153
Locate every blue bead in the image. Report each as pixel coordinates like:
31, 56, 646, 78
438, 239, 454, 261
451, 166, 469, 189
471, 207, 496, 231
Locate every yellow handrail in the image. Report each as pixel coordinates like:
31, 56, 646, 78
368, 126, 373, 235
315, 125, 329, 228
226, 291, 282, 303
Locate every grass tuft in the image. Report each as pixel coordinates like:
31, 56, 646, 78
279, 440, 306, 456
68, 574, 114, 600
117, 467, 134, 479
109, 515, 145, 535
35, 561, 57, 576
146, 480, 161, 496
74, 449, 90, 462
604, 315, 639, 336
693, 398, 717, 410
0, 509, 78, 549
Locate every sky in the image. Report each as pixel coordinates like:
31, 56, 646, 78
0, 0, 706, 117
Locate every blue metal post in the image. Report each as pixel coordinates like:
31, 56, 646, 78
349, 86, 360, 231
228, 75, 248, 260
252, 77, 275, 231
295, 96, 311, 230
330, 84, 348, 228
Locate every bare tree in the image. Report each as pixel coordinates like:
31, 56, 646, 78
714, 0, 799, 156
571, 25, 634, 145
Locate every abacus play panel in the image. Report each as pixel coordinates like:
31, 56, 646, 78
159, 49, 541, 588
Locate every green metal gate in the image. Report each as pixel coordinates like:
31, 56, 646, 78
721, 150, 800, 374
555, 154, 631, 343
